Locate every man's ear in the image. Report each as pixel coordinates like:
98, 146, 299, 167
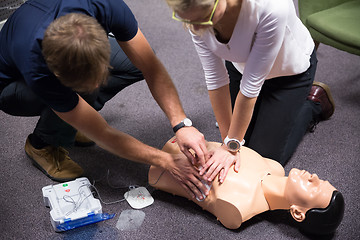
289, 205, 308, 222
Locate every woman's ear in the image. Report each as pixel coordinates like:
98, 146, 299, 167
289, 205, 308, 222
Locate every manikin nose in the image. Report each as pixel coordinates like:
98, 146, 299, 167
309, 173, 320, 183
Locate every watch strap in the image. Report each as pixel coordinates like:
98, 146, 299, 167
224, 136, 245, 152
173, 122, 185, 133
173, 118, 192, 133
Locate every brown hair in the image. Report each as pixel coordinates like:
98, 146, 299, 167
42, 13, 110, 93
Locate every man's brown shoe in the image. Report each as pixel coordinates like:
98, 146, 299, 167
25, 137, 84, 182
307, 82, 335, 120
74, 131, 95, 147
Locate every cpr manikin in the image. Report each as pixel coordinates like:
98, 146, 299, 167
148, 137, 344, 235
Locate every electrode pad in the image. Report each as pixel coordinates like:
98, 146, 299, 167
124, 187, 154, 209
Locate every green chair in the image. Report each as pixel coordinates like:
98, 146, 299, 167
298, 0, 360, 55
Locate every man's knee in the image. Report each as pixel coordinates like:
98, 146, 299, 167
0, 81, 45, 116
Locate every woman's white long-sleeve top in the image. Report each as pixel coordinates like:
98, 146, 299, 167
191, 0, 315, 98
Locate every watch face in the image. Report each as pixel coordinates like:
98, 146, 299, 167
183, 118, 192, 127
228, 140, 240, 151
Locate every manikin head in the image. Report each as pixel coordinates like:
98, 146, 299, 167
42, 13, 111, 93
285, 168, 344, 235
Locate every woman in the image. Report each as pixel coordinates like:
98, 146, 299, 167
164, 0, 335, 183
149, 137, 344, 235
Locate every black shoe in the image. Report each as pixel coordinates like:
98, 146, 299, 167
307, 82, 335, 120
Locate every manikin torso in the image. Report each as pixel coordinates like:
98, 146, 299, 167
148, 137, 285, 229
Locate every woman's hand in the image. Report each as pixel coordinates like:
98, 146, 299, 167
199, 144, 241, 183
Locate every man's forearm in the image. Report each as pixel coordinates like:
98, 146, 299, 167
117, 30, 186, 127
97, 127, 175, 169
144, 58, 186, 127
55, 96, 174, 169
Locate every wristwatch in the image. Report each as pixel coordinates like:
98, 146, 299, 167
173, 118, 192, 133
223, 136, 245, 152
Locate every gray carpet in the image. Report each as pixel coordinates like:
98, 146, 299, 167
1, 0, 359, 239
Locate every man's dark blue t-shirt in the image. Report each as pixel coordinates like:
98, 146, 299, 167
0, 0, 138, 112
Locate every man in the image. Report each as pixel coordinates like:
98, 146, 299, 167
0, 0, 209, 200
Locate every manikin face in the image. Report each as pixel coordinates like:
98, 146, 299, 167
285, 168, 336, 209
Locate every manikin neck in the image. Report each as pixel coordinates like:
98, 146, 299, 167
261, 175, 291, 210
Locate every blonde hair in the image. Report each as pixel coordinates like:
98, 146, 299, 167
42, 13, 110, 93
165, 0, 214, 12
165, 0, 215, 35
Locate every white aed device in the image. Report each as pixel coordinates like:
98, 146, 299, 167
42, 177, 114, 232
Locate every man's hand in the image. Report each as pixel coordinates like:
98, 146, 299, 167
168, 153, 210, 201
175, 127, 209, 167
199, 144, 241, 183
